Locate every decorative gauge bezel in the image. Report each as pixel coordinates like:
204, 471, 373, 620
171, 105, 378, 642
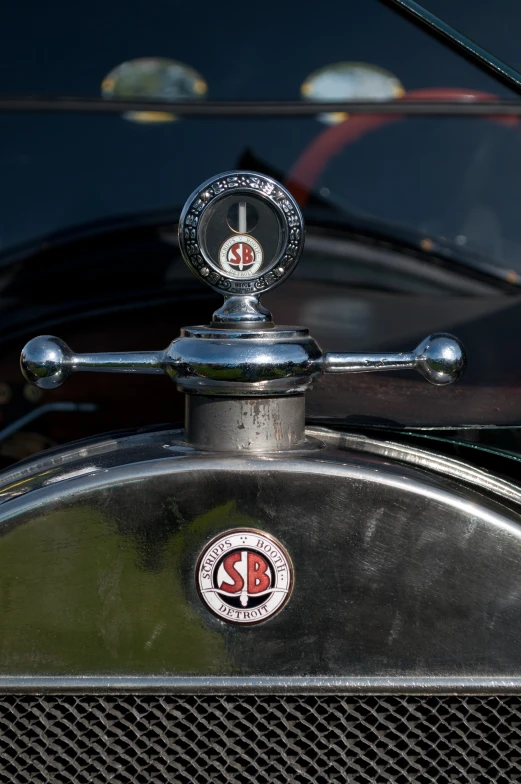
178, 171, 305, 296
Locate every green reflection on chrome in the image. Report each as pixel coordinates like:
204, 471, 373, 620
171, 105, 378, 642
0, 500, 254, 675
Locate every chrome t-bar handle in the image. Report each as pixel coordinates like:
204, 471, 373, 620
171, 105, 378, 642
20, 172, 466, 450
21, 331, 465, 392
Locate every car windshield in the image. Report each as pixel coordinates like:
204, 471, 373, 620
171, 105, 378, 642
1, 0, 521, 270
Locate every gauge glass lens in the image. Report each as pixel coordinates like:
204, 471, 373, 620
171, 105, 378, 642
199, 194, 283, 280
227, 201, 259, 233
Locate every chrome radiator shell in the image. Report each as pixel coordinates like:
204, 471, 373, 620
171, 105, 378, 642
0, 426, 520, 778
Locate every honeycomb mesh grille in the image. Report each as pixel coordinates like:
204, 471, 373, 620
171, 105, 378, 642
0, 693, 520, 783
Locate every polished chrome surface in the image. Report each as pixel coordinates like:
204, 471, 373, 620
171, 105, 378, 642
1, 675, 521, 693
21, 329, 465, 397
166, 326, 323, 396
186, 395, 306, 451
178, 171, 305, 317
20, 172, 466, 450
0, 424, 520, 676
21, 335, 164, 389
212, 294, 273, 324
309, 427, 521, 508
21, 328, 324, 397
325, 332, 466, 386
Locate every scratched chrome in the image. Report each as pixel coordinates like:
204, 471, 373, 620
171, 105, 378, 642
0, 425, 520, 676
20, 330, 465, 394
308, 427, 521, 508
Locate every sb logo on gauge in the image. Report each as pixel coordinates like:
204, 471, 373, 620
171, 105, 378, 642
196, 528, 294, 625
219, 234, 263, 277
178, 171, 305, 298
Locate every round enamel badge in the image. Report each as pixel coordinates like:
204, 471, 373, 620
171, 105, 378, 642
218, 235, 263, 277
196, 529, 293, 625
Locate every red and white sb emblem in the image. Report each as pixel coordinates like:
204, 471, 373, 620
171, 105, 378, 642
196, 529, 293, 625
219, 235, 263, 277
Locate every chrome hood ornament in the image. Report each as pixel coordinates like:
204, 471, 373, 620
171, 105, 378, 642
20, 171, 466, 451
179, 172, 304, 324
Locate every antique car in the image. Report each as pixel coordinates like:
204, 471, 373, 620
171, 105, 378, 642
2, 0, 521, 780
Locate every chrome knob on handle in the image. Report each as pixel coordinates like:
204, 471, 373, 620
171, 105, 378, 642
324, 333, 466, 386
21, 331, 466, 392
20, 336, 164, 390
